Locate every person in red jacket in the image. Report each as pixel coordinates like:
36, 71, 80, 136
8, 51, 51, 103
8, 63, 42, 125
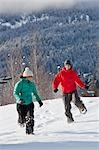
52, 60, 87, 123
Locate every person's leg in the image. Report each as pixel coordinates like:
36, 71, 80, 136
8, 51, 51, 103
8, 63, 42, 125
25, 103, 34, 134
16, 104, 27, 125
63, 93, 74, 123
73, 90, 87, 114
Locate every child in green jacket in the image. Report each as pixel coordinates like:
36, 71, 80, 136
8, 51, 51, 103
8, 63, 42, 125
13, 67, 43, 134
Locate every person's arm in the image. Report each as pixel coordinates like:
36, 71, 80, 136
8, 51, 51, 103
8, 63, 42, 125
13, 81, 22, 103
32, 84, 43, 107
52, 73, 61, 92
32, 84, 41, 102
74, 71, 85, 89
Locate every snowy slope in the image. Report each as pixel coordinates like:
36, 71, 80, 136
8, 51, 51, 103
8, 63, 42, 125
0, 97, 99, 150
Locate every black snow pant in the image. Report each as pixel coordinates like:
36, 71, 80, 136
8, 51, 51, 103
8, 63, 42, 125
63, 90, 86, 120
17, 102, 34, 133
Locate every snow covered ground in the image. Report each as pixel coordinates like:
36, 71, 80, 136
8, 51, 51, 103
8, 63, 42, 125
0, 97, 99, 150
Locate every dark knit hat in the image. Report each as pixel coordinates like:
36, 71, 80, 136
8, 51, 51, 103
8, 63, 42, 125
64, 60, 72, 66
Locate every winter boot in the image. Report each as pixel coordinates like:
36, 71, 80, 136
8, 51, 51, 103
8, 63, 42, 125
67, 117, 74, 123
78, 104, 87, 114
18, 116, 25, 127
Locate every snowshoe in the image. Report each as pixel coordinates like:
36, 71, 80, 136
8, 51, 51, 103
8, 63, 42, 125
25, 116, 34, 134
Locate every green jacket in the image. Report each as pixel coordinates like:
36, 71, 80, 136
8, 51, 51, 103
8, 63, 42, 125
13, 78, 41, 105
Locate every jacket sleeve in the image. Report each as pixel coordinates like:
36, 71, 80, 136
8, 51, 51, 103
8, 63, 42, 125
74, 71, 85, 89
32, 84, 41, 102
52, 73, 61, 90
13, 82, 22, 103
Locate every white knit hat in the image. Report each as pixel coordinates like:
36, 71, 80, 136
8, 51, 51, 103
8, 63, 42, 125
23, 67, 33, 77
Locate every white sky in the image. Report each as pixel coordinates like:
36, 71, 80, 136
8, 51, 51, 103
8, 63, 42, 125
0, 0, 96, 14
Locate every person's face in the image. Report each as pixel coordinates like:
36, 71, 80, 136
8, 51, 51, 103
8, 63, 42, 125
26, 76, 33, 81
65, 64, 71, 70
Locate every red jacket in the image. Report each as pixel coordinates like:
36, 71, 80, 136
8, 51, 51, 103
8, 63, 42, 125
52, 67, 85, 93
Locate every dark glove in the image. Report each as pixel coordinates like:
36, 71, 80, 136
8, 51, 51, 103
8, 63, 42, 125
18, 99, 24, 105
85, 85, 89, 90
38, 101, 43, 107
54, 89, 58, 93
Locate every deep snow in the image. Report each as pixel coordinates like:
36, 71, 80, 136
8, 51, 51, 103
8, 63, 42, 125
0, 97, 99, 150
